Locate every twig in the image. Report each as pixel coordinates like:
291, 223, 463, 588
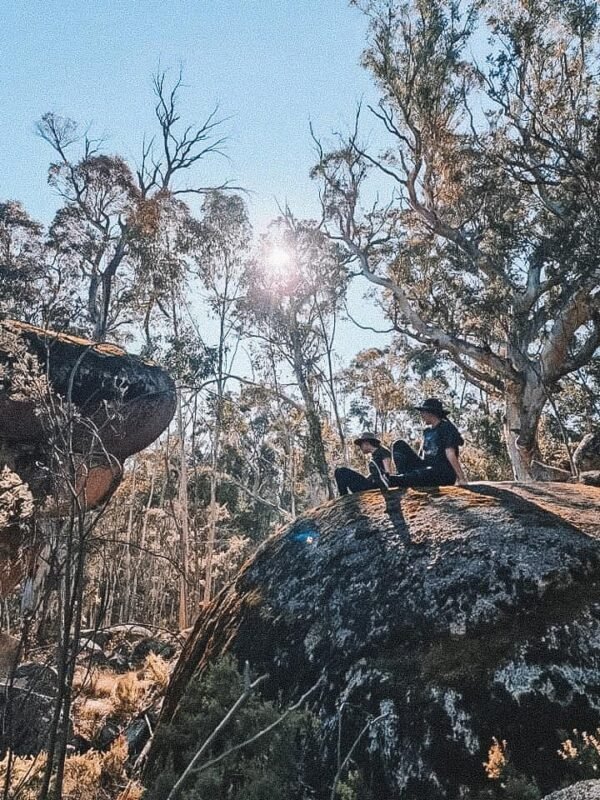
164, 670, 268, 800
330, 712, 389, 800
189, 679, 321, 777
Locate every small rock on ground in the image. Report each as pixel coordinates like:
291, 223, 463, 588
543, 781, 600, 799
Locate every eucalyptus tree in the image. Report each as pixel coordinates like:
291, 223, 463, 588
0, 201, 82, 328
314, 0, 600, 479
38, 70, 232, 342
241, 213, 347, 500
339, 347, 412, 438
0, 201, 45, 320
188, 191, 251, 602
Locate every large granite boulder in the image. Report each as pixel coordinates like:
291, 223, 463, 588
155, 482, 600, 799
574, 432, 600, 474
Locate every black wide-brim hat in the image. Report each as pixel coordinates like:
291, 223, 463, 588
354, 431, 381, 446
413, 398, 448, 418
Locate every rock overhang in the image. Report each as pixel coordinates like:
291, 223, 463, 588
0, 319, 176, 460
0, 319, 177, 596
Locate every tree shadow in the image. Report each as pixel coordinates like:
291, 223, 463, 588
460, 483, 593, 536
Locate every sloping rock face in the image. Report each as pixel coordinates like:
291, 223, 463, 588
157, 483, 600, 799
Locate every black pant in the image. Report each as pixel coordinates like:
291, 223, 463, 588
388, 440, 456, 488
335, 467, 375, 495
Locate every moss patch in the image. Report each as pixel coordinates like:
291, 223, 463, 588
422, 579, 600, 690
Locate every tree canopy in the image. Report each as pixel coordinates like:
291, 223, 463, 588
313, 0, 600, 478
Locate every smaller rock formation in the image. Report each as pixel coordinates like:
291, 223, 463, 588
544, 781, 600, 799
574, 432, 600, 473
0, 682, 59, 756
0, 319, 177, 453
573, 432, 600, 486
0, 319, 177, 597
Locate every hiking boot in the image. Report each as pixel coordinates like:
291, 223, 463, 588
369, 460, 389, 491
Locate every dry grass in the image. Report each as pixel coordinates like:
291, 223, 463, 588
73, 666, 119, 698
73, 658, 168, 735
62, 751, 103, 799
102, 735, 128, 781
0, 752, 47, 800
0, 738, 143, 800
112, 672, 142, 717
141, 652, 170, 691
116, 782, 144, 800
72, 696, 113, 740
0, 650, 159, 800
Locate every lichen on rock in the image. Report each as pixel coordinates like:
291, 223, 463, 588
543, 780, 600, 799
156, 482, 600, 799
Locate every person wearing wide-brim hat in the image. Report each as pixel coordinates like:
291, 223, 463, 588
388, 398, 467, 488
334, 431, 393, 495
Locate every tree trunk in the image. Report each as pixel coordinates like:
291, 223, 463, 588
176, 390, 189, 630
503, 380, 569, 482
122, 460, 136, 622
289, 327, 334, 501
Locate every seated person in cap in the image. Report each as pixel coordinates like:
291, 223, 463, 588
334, 432, 392, 495
389, 398, 467, 488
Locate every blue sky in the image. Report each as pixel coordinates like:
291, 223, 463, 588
0, 1, 391, 360
1, 0, 381, 229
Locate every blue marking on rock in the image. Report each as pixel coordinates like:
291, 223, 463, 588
289, 526, 320, 545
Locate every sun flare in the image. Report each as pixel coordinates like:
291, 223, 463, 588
266, 246, 292, 275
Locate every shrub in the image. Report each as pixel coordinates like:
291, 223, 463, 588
558, 728, 600, 778
146, 656, 317, 800
477, 737, 541, 800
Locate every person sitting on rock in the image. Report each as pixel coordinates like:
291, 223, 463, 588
389, 398, 467, 488
335, 432, 392, 495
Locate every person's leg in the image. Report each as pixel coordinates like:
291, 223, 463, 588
389, 467, 456, 488
392, 439, 425, 474
368, 460, 389, 491
335, 467, 373, 495
335, 467, 351, 495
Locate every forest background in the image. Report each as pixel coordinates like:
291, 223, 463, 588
1, 0, 600, 631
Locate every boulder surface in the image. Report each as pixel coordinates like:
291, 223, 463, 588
574, 432, 600, 474
0, 319, 176, 461
0, 320, 176, 595
544, 781, 600, 799
157, 482, 600, 799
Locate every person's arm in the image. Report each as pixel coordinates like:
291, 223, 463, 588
445, 448, 467, 484
382, 456, 393, 474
